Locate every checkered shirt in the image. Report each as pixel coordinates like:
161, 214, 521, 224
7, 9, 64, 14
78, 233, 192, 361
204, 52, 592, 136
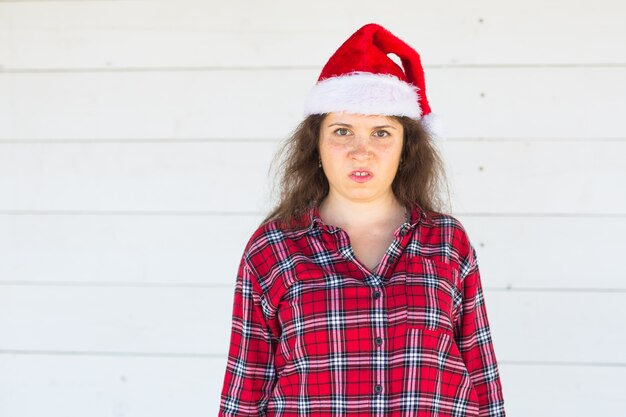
219, 203, 506, 417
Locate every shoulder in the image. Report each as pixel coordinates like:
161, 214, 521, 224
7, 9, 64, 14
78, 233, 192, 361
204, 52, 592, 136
422, 210, 471, 239
239, 216, 313, 277
419, 210, 476, 270
244, 216, 311, 254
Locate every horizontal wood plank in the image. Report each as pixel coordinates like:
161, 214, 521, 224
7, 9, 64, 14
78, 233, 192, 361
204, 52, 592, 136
0, 0, 624, 69
1, 287, 624, 364
1, 141, 624, 213
0, 213, 262, 286
456, 215, 626, 290
0, 285, 236, 355
2, 214, 624, 290
0, 353, 223, 417
1, 68, 625, 140
0, 355, 624, 417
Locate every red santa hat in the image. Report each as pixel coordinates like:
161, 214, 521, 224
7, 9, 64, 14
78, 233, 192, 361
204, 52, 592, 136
303, 23, 442, 138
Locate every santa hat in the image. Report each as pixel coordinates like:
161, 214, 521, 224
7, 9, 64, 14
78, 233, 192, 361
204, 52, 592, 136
303, 23, 443, 139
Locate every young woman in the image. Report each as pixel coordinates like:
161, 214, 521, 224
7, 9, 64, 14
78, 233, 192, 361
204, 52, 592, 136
219, 23, 506, 417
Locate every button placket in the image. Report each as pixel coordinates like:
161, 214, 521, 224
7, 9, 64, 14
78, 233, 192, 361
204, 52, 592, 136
371, 287, 386, 397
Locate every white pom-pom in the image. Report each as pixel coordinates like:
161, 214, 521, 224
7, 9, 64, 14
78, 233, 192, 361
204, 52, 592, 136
420, 112, 445, 140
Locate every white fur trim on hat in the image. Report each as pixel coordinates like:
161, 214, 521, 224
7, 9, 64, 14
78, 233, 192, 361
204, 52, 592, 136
303, 71, 422, 118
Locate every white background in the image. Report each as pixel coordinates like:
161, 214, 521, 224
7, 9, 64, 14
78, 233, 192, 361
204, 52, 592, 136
1, 0, 625, 416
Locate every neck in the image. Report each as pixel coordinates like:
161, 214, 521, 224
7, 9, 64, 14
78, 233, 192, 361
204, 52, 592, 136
318, 192, 405, 230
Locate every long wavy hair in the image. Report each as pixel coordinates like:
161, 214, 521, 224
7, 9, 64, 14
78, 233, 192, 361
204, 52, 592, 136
261, 113, 450, 229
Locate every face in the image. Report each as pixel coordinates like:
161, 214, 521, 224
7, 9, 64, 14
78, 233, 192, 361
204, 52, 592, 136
318, 112, 404, 204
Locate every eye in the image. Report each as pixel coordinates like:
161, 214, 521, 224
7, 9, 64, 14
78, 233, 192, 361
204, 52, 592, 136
334, 128, 351, 136
374, 130, 390, 138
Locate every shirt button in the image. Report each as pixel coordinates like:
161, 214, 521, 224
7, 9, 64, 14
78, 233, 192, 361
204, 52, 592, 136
388, 255, 396, 263
373, 291, 381, 299
375, 384, 382, 393
375, 337, 383, 346
400, 227, 408, 236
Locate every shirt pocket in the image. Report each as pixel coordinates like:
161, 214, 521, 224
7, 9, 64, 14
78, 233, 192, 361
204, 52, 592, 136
404, 256, 461, 334
403, 327, 479, 417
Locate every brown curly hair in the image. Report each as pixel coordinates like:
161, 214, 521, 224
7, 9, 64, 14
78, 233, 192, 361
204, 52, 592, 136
261, 113, 450, 229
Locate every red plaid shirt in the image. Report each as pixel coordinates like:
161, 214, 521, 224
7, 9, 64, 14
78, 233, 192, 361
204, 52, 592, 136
219, 203, 506, 416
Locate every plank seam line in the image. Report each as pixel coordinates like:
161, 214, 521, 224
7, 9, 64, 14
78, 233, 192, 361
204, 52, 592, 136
1, 137, 625, 144
0, 350, 624, 366
1, 210, 624, 218
1, 281, 625, 292
1, 63, 626, 73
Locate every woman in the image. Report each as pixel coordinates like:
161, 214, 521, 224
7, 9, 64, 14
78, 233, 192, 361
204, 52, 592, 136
219, 23, 506, 417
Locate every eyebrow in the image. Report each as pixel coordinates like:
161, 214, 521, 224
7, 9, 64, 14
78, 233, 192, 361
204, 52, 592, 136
327, 123, 398, 130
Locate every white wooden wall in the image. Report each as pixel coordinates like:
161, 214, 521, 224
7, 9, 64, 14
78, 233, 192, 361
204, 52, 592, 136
1, 1, 625, 416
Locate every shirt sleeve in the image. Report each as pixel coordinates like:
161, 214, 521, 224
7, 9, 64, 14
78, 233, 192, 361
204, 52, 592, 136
218, 258, 278, 417
454, 240, 507, 417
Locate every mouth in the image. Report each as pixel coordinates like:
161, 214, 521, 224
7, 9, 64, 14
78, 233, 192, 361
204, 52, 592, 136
348, 169, 373, 183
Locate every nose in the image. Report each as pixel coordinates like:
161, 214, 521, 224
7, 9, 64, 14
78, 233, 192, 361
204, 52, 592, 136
349, 134, 372, 159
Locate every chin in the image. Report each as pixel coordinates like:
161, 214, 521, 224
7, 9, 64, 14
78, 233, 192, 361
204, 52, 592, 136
347, 191, 379, 201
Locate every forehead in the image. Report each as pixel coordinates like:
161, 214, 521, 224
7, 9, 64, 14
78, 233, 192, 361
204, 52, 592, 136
323, 112, 400, 127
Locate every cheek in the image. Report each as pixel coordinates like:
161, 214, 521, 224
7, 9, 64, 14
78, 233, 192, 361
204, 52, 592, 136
376, 143, 402, 160
325, 137, 349, 150
319, 139, 347, 161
